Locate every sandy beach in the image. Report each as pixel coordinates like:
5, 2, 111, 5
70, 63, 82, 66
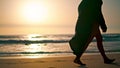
0, 54, 120, 68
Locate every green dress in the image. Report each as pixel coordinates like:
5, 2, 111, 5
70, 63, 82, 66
69, 0, 106, 55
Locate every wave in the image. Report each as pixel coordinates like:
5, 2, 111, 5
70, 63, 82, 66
0, 40, 68, 44
0, 33, 120, 44
0, 49, 120, 56
0, 51, 72, 56
102, 34, 120, 41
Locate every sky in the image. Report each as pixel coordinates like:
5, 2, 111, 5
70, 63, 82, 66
0, 0, 120, 35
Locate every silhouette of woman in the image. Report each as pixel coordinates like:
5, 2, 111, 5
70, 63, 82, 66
69, 0, 115, 65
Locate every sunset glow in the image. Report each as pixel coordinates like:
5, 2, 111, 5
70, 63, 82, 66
0, 0, 120, 34
21, 1, 49, 24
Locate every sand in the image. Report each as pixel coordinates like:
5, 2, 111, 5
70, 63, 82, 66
0, 54, 120, 68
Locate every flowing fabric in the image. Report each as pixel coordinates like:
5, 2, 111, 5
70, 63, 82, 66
69, 0, 106, 55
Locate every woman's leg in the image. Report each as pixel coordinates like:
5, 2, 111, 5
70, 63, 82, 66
95, 29, 115, 64
95, 29, 108, 59
69, 36, 86, 65
73, 34, 95, 65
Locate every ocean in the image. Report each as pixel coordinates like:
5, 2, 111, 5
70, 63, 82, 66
0, 33, 120, 58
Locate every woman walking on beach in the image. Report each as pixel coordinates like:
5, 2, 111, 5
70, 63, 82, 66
69, 0, 115, 65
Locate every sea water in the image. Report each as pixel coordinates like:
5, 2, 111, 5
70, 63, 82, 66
0, 33, 120, 58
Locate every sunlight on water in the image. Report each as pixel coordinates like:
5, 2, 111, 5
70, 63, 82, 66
0, 33, 120, 59
27, 44, 41, 52
25, 34, 43, 53
27, 34, 45, 41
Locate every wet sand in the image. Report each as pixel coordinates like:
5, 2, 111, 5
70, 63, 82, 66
0, 54, 120, 68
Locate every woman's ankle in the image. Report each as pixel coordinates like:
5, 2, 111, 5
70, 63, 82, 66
104, 58, 115, 64
74, 58, 86, 65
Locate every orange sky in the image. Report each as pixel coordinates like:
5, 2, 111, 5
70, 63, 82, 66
0, 0, 120, 35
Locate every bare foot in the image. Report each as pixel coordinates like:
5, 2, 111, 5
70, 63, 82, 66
74, 59, 86, 65
104, 59, 115, 64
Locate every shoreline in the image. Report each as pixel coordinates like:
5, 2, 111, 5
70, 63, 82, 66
0, 52, 120, 59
